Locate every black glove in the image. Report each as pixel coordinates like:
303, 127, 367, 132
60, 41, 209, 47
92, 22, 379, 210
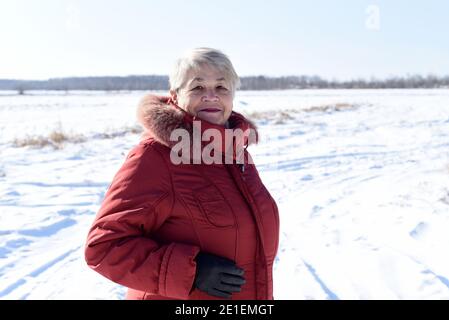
193, 252, 246, 299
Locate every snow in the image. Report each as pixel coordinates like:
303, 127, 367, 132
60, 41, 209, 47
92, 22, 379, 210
1, 89, 449, 299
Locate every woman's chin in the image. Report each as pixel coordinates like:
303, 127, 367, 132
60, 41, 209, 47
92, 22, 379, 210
197, 113, 225, 125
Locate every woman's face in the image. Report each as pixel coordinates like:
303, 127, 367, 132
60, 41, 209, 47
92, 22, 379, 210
170, 65, 233, 126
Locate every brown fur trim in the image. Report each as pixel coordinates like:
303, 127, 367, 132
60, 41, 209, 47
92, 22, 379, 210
136, 94, 192, 147
136, 94, 258, 146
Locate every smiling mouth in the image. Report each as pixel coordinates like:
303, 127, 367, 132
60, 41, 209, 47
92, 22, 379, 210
199, 108, 221, 113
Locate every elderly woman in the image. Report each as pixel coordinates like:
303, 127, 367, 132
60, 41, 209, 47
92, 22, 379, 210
85, 48, 279, 300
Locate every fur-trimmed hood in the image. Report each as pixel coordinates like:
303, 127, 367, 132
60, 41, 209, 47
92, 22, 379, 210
136, 94, 258, 150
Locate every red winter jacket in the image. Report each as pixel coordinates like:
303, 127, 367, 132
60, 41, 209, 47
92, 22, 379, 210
84, 95, 279, 300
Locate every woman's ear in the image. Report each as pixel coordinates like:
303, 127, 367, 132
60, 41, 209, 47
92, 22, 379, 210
170, 90, 178, 103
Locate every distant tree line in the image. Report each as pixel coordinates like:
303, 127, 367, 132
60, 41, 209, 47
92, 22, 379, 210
239, 75, 449, 89
0, 76, 168, 93
1, 74, 448, 93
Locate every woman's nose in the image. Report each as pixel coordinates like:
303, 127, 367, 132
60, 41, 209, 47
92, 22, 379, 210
201, 89, 219, 102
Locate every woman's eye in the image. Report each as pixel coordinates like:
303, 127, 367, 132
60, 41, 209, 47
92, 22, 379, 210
191, 86, 203, 91
217, 86, 228, 91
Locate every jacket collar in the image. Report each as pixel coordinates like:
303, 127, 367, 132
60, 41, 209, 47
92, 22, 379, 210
137, 94, 258, 162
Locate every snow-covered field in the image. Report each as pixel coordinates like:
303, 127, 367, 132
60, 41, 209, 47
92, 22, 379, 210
1, 89, 448, 299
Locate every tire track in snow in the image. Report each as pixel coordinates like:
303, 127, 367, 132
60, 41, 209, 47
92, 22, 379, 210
303, 259, 339, 300
0, 246, 80, 298
399, 250, 449, 293
18, 218, 77, 237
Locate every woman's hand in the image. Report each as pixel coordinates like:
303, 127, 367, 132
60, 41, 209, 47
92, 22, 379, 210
193, 252, 246, 298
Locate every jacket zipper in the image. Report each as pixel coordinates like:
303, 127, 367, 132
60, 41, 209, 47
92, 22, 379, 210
227, 162, 270, 299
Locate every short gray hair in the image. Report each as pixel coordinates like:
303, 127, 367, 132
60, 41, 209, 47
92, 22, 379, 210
169, 47, 240, 95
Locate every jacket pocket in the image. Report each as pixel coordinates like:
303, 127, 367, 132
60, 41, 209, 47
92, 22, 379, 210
194, 186, 235, 228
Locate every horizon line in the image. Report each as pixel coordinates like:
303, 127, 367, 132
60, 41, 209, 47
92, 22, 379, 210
1, 73, 449, 83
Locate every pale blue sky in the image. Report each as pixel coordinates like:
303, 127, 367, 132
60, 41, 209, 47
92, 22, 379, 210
1, 0, 448, 80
